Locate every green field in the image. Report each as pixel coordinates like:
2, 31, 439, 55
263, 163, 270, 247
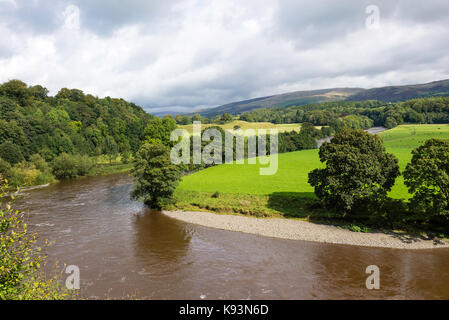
179, 120, 305, 135
178, 124, 449, 201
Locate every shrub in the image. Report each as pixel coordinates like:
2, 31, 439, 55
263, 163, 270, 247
52, 153, 78, 179
74, 154, 94, 176
30, 154, 51, 173
0, 157, 11, 179
0, 178, 71, 299
7, 162, 40, 187
52, 153, 94, 179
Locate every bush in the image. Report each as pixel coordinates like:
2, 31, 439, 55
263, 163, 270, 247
52, 153, 78, 179
0, 178, 71, 299
30, 154, 51, 173
52, 153, 94, 179
0, 157, 11, 179
74, 154, 95, 176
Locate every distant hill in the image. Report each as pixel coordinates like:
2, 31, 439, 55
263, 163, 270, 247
198, 88, 363, 117
346, 79, 449, 102
197, 79, 449, 117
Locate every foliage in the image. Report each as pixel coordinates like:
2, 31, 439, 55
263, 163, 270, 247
238, 96, 449, 129
51, 153, 94, 179
0, 80, 153, 166
131, 143, 182, 209
403, 138, 449, 220
308, 129, 400, 214
0, 141, 24, 165
0, 158, 11, 178
143, 116, 177, 146
0, 179, 70, 300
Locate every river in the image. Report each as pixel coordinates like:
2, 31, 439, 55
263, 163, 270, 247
14, 173, 449, 299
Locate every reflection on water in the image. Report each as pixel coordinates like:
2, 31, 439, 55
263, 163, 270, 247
14, 173, 449, 299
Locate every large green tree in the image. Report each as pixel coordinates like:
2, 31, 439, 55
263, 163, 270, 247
308, 129, 400, 214
131, 143, 181, 209
143, 116, 177, 146
403, 138, 449, 219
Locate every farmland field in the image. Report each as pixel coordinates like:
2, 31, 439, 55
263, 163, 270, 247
178, 124, 449, 200
179, 120, 304, 135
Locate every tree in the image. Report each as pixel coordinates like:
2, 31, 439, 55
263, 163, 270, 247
131, 143, 181, 209
403, 138, 449, 219
51, 153, 78, 179
104, 136, 118, 164
300, 122, 321, 138
143, 116, 177, 146
0, 80, 32, 106
308, 129, 400, 214
220, 113, 233, 123
0, 141, 24, 165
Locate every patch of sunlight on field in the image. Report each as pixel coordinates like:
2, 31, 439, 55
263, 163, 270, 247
179, 120, 305, 135
179, 124, 449, 199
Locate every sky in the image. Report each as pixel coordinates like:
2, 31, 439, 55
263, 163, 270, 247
1, 0, 449, 114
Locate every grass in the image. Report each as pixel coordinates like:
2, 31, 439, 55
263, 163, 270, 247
89, 162, 133, 176
179, 120, 306, 135
174, 124, 449, 217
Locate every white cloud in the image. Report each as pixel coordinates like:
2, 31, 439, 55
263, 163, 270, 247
0, 0, 449, 113
62, 4, 80, 30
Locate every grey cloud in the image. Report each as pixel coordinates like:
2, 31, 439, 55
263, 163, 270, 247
1, 0, 449, 113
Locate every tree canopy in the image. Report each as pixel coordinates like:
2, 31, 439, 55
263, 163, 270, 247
308, 129, 400, 214
404, 138, 449, 219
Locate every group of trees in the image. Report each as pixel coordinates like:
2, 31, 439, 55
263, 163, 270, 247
309, 129, 449, 231
174, 112, 234, 125
0, 80, 153, 187
239, 97, 449, 129
131, 117, 320, 209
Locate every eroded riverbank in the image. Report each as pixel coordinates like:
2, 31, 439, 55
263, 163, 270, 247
163, 210, 449, 250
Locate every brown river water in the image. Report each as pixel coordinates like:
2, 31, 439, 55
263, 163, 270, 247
13, 173, 449, 299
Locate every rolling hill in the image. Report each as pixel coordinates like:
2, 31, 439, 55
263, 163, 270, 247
197, 79, 449, 117
198, 88, 363, 117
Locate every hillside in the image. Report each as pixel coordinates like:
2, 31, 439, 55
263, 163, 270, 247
197, 79, 449, 117
198, 88, 363, 117
347, 79, 449, 102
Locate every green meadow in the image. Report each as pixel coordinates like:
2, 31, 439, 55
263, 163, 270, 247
175, 124, 449, 216
179, 120, 305, 135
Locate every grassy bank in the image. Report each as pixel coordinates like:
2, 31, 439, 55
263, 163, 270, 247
88, 162, 134, 176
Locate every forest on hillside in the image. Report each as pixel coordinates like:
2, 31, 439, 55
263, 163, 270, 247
0, 80, 153, 187
237, 97, 449, 128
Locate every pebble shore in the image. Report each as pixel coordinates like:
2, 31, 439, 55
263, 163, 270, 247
163, 210, 449, 250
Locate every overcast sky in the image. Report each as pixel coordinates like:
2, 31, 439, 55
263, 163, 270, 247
1, 0, 449, 113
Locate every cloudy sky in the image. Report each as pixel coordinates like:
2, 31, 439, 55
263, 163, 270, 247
1, 0, 449, 113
